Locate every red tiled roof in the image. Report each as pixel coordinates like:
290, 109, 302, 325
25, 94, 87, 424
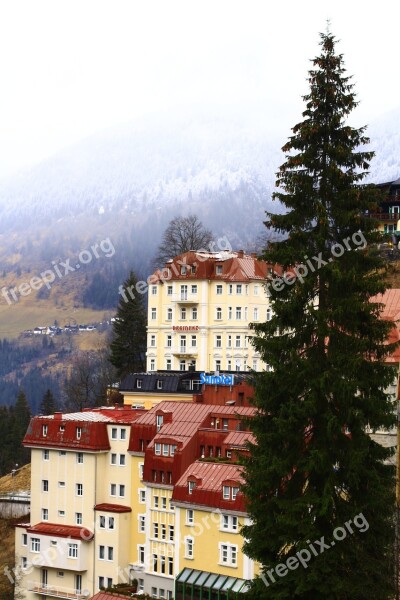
90, 594, 129, 600
224, 431, 255, 448
372, 289, 400, 321
27, 522, 93, 540
173, 461, 246, 511
23, 419, 111, 451
94, 503, 132, 513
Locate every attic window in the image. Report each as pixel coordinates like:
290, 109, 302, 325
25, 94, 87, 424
181, 265, 187, 275
42, 425, 48, 437
157, 380, 163, 390
59, 425, 65, 432
191, 265, 196, 274
188, 481, 196, 494
137, 379, 143, 389
76, 427, 82, 440
156, 415, 163, 432
216, 265, 222, 274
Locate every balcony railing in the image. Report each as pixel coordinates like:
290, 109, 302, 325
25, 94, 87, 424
171, 293, 198, 304
368, 213, 398, 221
172, 346, 198, 356
27, 583, 89, 599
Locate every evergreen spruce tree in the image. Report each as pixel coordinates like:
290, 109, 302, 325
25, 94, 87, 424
40, 388, 57, 415
12, 390, 31, 468
110, 271, 147, 378
242, 32, 396, 599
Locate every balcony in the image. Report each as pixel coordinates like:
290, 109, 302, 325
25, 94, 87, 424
27, 583, 89, 598
171, 293, 198, 304
368, 213, 398, 221
172, 346, 198, 357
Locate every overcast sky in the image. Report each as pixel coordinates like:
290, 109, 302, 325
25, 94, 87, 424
0, 0, 399, 178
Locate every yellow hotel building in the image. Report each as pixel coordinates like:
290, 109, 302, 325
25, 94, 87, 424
146, 250, 275, 373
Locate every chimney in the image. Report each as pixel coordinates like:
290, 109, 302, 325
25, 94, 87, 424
54, 412, 63, 420
251, 252, 257, 258
237, 250, 244, 258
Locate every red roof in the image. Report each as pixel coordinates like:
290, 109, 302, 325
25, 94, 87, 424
224, 431, 255, 448
90, 594, 129, 600
94, 503, 132, 513
27, 522, 94, 540
151, 250, 280, 283
173, 461, 246, 512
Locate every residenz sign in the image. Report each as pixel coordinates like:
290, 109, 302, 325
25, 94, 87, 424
200, 373, 235, 386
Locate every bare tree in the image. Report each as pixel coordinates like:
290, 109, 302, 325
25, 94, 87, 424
154, 215, 213, 266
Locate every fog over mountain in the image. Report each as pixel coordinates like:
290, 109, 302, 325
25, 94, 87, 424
0, 104, 399, 265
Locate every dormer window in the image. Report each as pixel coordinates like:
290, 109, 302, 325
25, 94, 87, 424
137, 379, 143, 389
76, 427, 82, 440
42, 424, 48, 437
181, 265, 187, 275
156, 415, 163, 432
188, 481, 196, 494
157, 380, 163, 390
216, 265, 223, 275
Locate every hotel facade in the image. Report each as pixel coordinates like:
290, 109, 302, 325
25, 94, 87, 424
146, 250, 277, 373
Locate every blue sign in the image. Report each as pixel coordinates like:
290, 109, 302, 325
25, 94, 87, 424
200, 373, 234, 386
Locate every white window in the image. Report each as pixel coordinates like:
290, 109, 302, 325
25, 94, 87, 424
181, 307, 186, 320
111, 453, 117, 465
191, 284, 197, 294
236, 284, 242, 294
42, 480, 49, 492
191, 335, 197, 347
43, 449, 49, 460
98, 577, 105, 589
139, 463, 144, 479
236, 307, 242, 319
161, 524, 166, 540
244, 307, 248, 320
216, 335, 222, 348
151, 285, 157, 295
228, 284, 233, 294
138, 579, 144, 592
186, 509, 194, 525
228, 307, 232, 320
77, 452, 83, 464
155, 443, 161, 455
21, 557, 28, 569
216, 284, 223, 295
42, 508, 48, 521
254, 284, 259, 296
188, 481, 196, 494
215, 359, 221, 371
138, 546, 145, 564
166, 335, 172, 347
110, 483, 117, 496
119, 454, 126, 466
137, 379, 143, 389
139, 489, 146, 503
180, 359, 186, 371
58, 481, 65, 488
170, 445, 177, 456
57, 571, 64, 578
253, 307, 259, 320
216, 265, 223, 274
216, 307, 222, 320
150, 335, 156, 347
22, 533, 27, 546
221, 514, 239, 532
266, 308, 272, 321
108, 546, 114, 560
99, 515, 106, 529
151, 308, 157, 320
227, 335, 232, 348
163, 444, 169, 456
232, 486, 239, 499
185, 537, 194, 559
162, 497, 167, 509
139, 515, 145, 532
76, 483, 83, 496
235, 335, 241, 348
169, 525, 174, 541
99, 545, 105, 560
220, 543, 238, 566
252, 359, 258, 371
108, 517, 114, 530
120, 428, 126, 440
153, 523, 159, 538
166, 358, 171, 370
119, 484, 125, 497
31, 538, 40, 552
191, 307, 197, 320
150, 358, 156, 371
181, 265, 187, 275
58, 510, 65, 517
227, 359, 232, 370
42, 425, 48, 437
167, 285, 173, 296
68, 543, 78, 558
111, 428, 117, 439
76, 513, 82, 525
167, 308, 172, 321
223, 485, 230, 499
76, 427, 82, 440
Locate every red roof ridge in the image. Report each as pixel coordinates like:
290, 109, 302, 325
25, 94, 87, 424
94, 503, 132, 513
26, 522, 94, 540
